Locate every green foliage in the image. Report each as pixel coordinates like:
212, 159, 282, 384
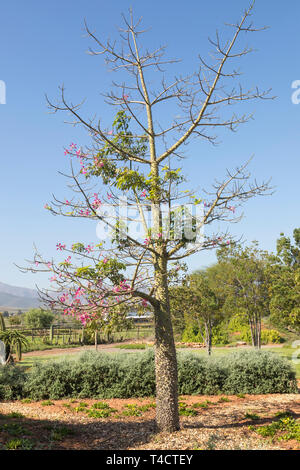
5, 438, 34, 450
181, 324, 204, 343
50, 426, 74, 441
221, 350, 298, 394
253, 416, 300, 442
245, 411, 260, 421
181, 322, 229, 345
0, 366, 27, 400
178, 402, 197, 417
24, 351, 156, 400
3, 350, 297, 401
24, 309, 55, 329
0, 329, 29, 361
211, 324, 229, 346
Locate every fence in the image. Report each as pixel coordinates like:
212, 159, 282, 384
6, 322, 155, 346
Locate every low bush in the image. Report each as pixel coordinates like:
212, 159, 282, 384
0, 365, 27, 400
24, 350, 156, 400
0, 349, 297, 401
222, 350, 297, 394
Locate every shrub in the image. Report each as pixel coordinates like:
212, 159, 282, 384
24, 350, 156, 400
222, 350, 298, 394
211, 324, 229, 346
181, 323, 229, 346
0, 365, 27, 401
177, 352, 226, 395
3, 349, 298, 401
181, 324, 203, 343
261, 329, 283, 344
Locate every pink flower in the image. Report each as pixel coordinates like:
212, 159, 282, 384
56, 243, 66, 251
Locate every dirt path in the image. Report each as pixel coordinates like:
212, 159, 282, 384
0, 394, 299, 450
22, 342, 285, 358
22, 342, 138, 357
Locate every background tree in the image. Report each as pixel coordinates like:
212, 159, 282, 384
24, 309, 55, 329
216, 242, 270, 349
170, 271, 223, 355
8, 316, 22, 326
269, 229, 300, 333
22, 3, 272, 432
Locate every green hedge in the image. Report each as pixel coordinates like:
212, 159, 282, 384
0, 365, 27, 400
0, 349, 297, 401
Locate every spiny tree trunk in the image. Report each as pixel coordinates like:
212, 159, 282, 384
154, 255, 180, 432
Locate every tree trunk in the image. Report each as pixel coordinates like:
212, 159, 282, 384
256, 314, 261, 350
205, 321, 212, 356
154, 254, 180, 433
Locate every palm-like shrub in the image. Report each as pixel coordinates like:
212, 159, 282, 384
0, 330, 29, 362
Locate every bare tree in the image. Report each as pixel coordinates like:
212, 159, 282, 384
21, 2, 273, 432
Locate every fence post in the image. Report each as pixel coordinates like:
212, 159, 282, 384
49, 325, 54, 342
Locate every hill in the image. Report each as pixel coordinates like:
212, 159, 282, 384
0, 281, 40, 310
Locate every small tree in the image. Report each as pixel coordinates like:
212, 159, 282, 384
21, 3, 272, 432
24, 309, 55, 329
217, 242, 270, 349
170, 271, 222, 355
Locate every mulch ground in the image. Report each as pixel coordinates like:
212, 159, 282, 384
0, 393, 299, 450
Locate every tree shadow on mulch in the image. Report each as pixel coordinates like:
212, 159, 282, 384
0, 412, 157, 450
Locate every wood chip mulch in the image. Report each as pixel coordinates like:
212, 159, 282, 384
0, 394, 299, 450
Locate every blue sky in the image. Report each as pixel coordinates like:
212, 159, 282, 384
0, 0, 299, 289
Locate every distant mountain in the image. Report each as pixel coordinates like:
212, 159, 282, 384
0, 281, 40, 310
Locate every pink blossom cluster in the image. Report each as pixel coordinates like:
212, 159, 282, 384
56, 243, 66, 251
92, 193, 101, 209
94, 156, 104, 168
78, 209, 91, 217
